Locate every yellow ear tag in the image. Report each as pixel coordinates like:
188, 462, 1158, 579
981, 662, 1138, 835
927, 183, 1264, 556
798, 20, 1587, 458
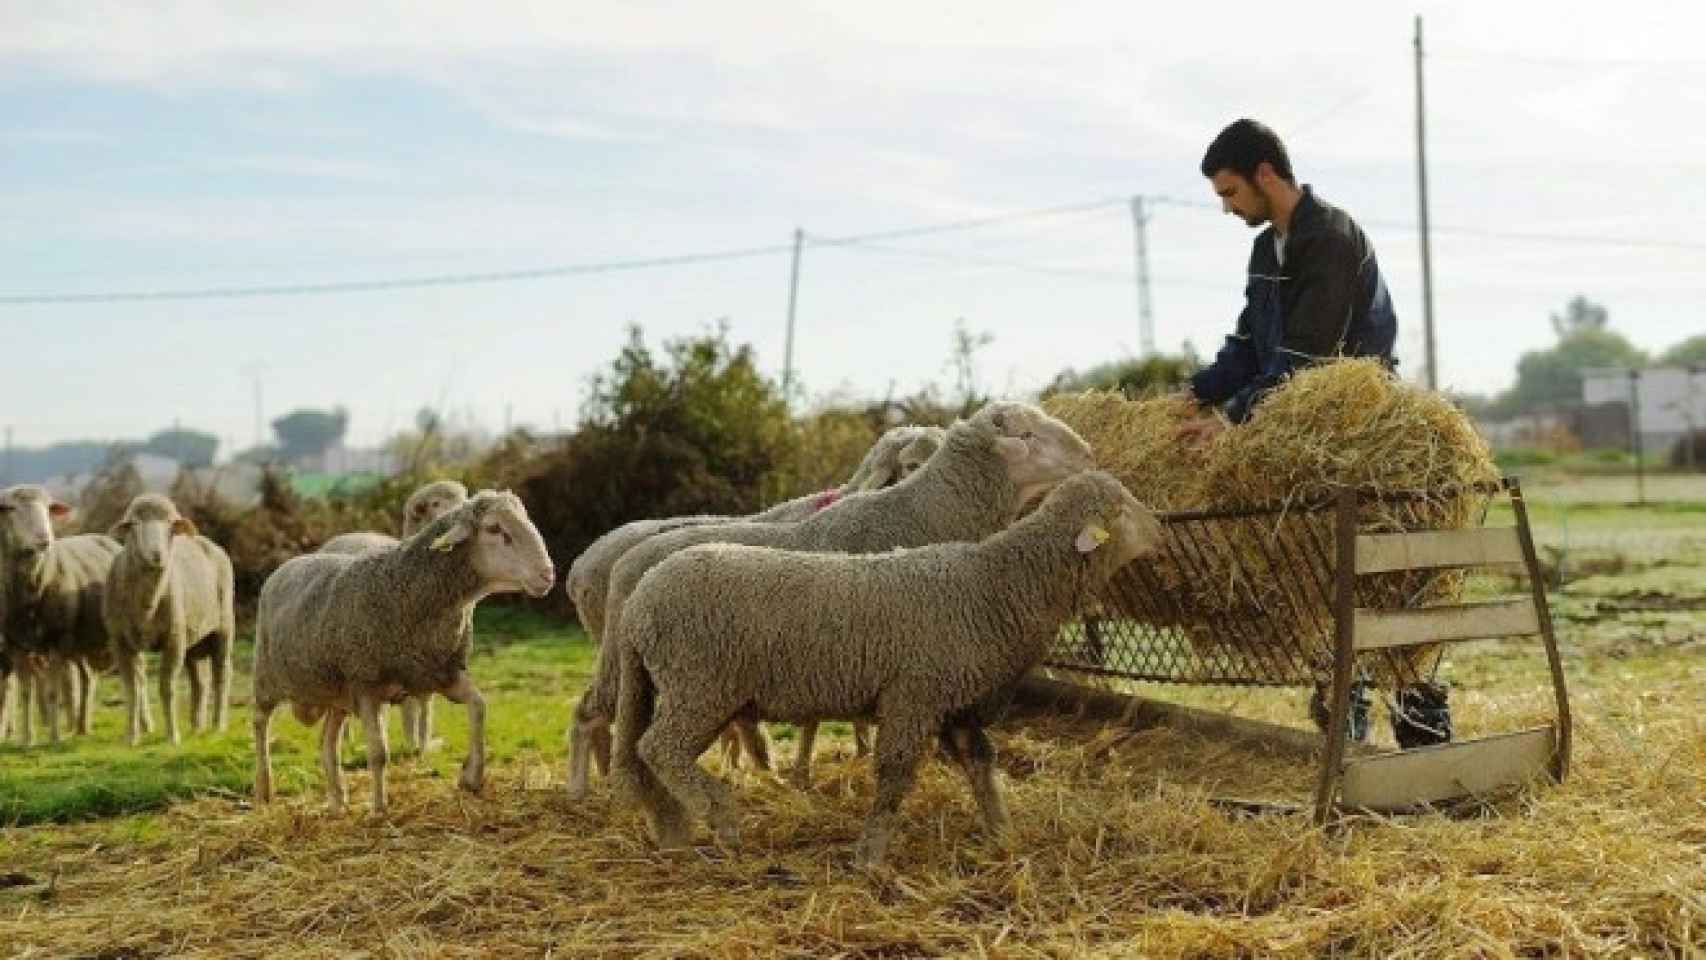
430, 530, 459, 552
1075, 523, 1110, 554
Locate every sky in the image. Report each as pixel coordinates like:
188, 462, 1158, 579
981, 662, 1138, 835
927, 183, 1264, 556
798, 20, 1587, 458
4, 1, 1704, 454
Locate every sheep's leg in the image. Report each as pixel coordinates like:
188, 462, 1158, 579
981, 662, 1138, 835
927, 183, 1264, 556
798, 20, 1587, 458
609, 649, 692, 849
211, 635, 233, 734
137, 665, 156, 735
17, 662, 35, 746
853, 721, 872, 758
356, 693, 389, 814
320, 708, 350, 812
159, 645, 185, 745
855, 721, 931, 869
735, 716, 770, 773
252, 701, 278, 804
718, 725, 742, 770
565, 693, 606, 799
441, 671, 486, 794
119, 649, 145, 745
0, 673, 13, 742
940, 723, 1010, 840
187, 657, 209, 733
638, 704, 741, 852
42, 654, 63, 745
789, 722, 820, 790
75, 658, 97, 735
400, 697, 421, 753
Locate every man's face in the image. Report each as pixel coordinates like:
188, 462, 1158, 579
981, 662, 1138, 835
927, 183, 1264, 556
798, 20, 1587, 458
1209, 168, 1271, 228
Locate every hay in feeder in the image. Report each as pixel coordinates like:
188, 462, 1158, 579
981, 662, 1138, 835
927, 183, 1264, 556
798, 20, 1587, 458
1044, 360, 1501, 688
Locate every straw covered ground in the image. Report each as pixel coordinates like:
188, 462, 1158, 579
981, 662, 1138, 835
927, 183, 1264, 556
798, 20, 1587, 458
3, 593, 1702, 958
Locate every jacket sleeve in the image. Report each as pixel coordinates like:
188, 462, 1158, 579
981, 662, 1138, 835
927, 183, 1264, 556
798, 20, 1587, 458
1225, 231, 1361, 422
1189, 299, 1259, 405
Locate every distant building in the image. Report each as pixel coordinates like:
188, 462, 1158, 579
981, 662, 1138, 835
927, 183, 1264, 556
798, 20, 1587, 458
1581, 366, 1706, 454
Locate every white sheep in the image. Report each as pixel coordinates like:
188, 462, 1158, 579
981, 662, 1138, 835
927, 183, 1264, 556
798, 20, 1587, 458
563, 424, 944, 797
252, 490, 555, 813
318, 479, 470, 753
102, 494, 236, 745
0, 484, 121, 744
610, 470, 1161, 866
593, 402, 1093, 791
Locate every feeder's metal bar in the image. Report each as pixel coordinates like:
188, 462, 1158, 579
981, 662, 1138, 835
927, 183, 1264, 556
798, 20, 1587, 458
1176, 517, 1291, 683
1509, 479, 1572, 782
1172, 517, 1276, 683
1194, 516, 1303, 684
1314, 488, 1363, 824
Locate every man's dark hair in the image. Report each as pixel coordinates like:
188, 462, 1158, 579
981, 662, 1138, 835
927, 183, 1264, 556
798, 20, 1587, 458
1200, 119, 1295, 184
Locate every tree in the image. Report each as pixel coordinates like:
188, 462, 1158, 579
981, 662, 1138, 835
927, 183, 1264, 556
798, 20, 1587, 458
1492, 328, 1647, 416
139, 427, 219, 468
271, 407, 349, 464
945, 318, 995, 412
1549, 295, 1608, 339
1660, 334, 1706, 368
1042, 354, 1197, 399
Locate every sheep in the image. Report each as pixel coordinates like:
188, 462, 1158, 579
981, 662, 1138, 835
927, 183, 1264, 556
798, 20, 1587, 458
102, 494, 236, 746
251, 490, 555, 813
318, 479, 470, 753
592, 401, 1093, 792
0, 484, 121, 744
611, 470, 1162, 865
563, 424, 944, 797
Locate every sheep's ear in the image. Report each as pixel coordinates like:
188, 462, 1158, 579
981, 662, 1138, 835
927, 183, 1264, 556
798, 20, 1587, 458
108, 521, 133, 541
1074, 521, 1111, 555
171, 516, 199, 538
430, 519, 472, 552
995, 435, 1030, 465
860, 466, 896, 491
48, 501, 72, 518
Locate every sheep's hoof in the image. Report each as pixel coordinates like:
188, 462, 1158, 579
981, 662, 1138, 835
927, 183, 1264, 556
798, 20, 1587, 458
787, 769, 812, 791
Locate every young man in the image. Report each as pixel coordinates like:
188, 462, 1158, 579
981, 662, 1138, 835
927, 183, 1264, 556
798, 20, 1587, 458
1183, 119, 1449, 748
1181, 118, 1398, 440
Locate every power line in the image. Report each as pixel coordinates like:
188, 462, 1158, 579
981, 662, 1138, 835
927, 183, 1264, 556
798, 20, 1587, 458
1431, 49, 1706, 70
3, 197, 1129, 306
812, 238, 1131, 284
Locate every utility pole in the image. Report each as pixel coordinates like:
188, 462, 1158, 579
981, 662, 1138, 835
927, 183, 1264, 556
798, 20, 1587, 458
1129, 196, 1156, 357
1415, 15, 1438, 390
241, 362, 268, 451
782, 227, 805, 401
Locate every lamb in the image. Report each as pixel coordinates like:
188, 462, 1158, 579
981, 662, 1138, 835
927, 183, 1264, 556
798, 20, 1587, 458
251, 490, 555, 813
318, 479, 470, 752
611, 470, 1162, 865
0, 484, 121, 744
562, 424, 944, 796
592, 401, 1093, 791
102, 494, 236, 745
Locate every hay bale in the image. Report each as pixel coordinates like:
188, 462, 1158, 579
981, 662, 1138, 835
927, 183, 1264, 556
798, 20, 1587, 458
1045, 360, 1500, 688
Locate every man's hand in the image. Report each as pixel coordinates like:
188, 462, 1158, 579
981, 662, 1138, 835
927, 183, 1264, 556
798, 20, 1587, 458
1176, 413, 1227, 447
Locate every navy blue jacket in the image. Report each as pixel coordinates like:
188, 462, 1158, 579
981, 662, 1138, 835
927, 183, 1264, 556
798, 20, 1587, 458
1189, 186, 1398, 422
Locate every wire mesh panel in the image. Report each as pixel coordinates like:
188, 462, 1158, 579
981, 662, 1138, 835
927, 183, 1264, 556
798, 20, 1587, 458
1047, 486, 1499, 689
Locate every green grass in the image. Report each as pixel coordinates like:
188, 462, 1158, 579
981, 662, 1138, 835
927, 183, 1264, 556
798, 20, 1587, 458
0, 605, 597, 826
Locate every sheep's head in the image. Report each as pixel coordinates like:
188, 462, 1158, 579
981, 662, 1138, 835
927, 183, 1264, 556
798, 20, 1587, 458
0, 485, 69, 557
894, 426, 945, 482
402, 479, 469, 539
848, 426, 922, 492
109, 494, 197, 570
1040, 470, 1162, 572
969, 401, 1096, 507
429, 490, 556, 598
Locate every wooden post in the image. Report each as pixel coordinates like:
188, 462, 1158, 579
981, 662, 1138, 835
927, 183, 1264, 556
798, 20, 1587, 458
1313, 488, 1362, 824
1509, 480, 1572, 781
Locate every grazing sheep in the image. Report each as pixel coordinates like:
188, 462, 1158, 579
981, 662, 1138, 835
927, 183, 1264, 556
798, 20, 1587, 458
611, 470, 1162, 865
592, 401, 1092, 791
102, 494, 236, 745
0, 485, 120, 744
563, 424, 944, 797
318, 479, 471, 753
252, 491, 555, 813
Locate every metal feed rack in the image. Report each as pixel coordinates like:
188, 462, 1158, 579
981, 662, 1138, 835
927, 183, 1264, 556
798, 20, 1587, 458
1042, 478, 1571, 823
